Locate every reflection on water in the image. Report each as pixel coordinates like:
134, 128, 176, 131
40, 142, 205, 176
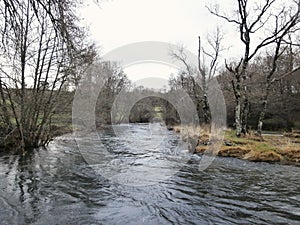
0, 124, 300, 224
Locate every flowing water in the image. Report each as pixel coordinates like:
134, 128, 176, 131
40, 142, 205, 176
0, 124, 299, 225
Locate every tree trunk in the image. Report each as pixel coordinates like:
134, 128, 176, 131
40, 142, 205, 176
257, 99, 267, 135
231, 71, 243, 137
198, 36, 211, 124
202, 93, 211, 124
241, 96, 250, 135
235, 101, 242, 136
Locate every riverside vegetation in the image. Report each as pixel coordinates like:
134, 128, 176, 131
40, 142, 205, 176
0, 0, 300, 158
173, 125, 300, 165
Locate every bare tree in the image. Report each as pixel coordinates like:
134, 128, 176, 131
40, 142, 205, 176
208, 0, 300, 136
93, 61, 131, 125
0, 0, 95, 149
170, 28, 224, 124
199, 27, 225, 123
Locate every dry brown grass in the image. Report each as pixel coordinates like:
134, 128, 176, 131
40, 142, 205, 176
278, 147, 300, 163
218, 146, 251, 158
244, 151, 282, 162
173, 125, 300, 164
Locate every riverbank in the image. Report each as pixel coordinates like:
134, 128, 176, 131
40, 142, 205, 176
0, 123, 73, 152
173, 126, 300, 165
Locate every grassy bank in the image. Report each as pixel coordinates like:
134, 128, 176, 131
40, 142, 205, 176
173, 126, 300, 165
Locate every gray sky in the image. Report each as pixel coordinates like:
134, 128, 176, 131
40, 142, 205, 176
79, 0, 242, 89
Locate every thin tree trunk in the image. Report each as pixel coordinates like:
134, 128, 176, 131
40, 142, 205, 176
235, 100, 242, 136
256, 36, 283, 135
257, 101, 267, 135
198, 36, 211, 124
241, 96, 250, 135
257, 81, 271, 135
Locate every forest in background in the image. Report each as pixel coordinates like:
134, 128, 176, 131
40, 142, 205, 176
0, 0, 300, 151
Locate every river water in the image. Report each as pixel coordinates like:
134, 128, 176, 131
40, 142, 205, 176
0, 124, 299, 224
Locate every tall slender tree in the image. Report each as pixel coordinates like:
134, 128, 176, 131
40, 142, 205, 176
170, 28, 224, 124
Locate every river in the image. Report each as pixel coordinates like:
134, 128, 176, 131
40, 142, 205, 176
0, 124, 299, 224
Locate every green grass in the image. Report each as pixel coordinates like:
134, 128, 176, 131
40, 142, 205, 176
224, 130, 252, 145
223, 129, 300, 163
253, 142, 279, 153
224, 130, 281, 154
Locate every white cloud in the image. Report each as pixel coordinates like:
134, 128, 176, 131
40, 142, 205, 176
123, 62, 177, 89
79, 0, 221, 53
79, 0, 243, 81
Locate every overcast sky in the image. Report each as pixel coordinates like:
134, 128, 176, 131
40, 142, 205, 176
79, 0, 242, 89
